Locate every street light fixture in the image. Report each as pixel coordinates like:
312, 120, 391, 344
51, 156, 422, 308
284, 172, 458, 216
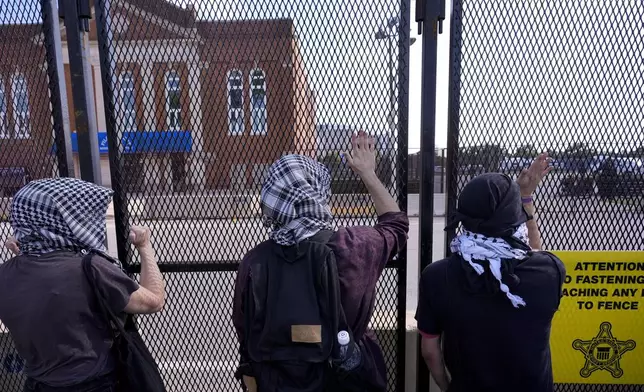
375, 17, 416, 189
374, 18, 416, 133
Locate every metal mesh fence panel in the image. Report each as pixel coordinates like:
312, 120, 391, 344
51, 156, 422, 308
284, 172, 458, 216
94, 0, 410, 391
447, 0, 644, 391
0, 1, 70, 390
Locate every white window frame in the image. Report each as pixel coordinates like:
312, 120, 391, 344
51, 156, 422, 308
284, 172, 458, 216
118, 72, 136, 131
0, 78, 7, 139
165, 70, 182, 131
11, 73, 30, 139
227, 69, 244, 136
249, 68, 267, 135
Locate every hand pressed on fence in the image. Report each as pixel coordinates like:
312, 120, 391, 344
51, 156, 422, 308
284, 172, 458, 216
233, 132, 409, 392
416, 154, 566, 392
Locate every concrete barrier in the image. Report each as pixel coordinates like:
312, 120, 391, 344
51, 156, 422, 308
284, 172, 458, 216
138, 193, 375, 220
370, 311, 421, 392
406, 193, 446, 217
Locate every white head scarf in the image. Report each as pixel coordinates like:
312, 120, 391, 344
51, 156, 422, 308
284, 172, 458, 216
450, 224, 530, 308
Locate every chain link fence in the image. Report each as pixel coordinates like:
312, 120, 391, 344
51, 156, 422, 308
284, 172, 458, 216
92, 0, 410, 391
0, 0, 71, 390
447, 0, 644, 390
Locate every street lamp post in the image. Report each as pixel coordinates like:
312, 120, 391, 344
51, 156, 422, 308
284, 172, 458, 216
375, 17, 416, 188
376, 17, 416, 133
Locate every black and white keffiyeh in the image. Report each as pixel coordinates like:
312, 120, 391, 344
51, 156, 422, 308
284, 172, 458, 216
446, 173, 533, 308
450, 224, 530, 308
261, 154, 333, 246
11, 177, 114, 256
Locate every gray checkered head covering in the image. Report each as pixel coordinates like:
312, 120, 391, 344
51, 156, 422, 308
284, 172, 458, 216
261, 154, 333, 246
10, 178, 114, 256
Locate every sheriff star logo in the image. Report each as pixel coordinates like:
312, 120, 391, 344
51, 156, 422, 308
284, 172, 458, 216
573, 322, 636, 378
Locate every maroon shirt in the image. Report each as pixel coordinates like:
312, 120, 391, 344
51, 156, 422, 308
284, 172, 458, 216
233, 212, 409, 381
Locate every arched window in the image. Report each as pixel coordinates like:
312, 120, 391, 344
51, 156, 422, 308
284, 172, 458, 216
227, 69, 244, 135
249, 69, 267, 135
0, 79, 7, 138
118, 72, 136, 131
11, 73, 30, 139
165, 70, 182, 130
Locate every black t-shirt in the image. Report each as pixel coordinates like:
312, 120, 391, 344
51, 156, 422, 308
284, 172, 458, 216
0, 251, 138, 386
415, 251, 565, 392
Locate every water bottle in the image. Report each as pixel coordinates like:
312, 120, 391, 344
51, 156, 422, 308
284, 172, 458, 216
337, 330, 361, 371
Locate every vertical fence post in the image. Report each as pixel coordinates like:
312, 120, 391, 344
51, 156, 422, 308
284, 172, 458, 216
441, 149, 445, 193
60, 0, 101, 183
396, 1, 411, 391
93, 0, 131, 266
416, 0, 444, 390
444, 0, 463, 254
41, 0, 74, 178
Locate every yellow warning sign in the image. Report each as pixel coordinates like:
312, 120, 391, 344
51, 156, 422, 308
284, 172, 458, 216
551, 251, 644, 384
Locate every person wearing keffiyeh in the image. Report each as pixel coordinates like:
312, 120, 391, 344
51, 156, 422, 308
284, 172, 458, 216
415, 154, 566, 392
260, 154, 334, 245
233, 133, 409, 391
0, 178, 166, 392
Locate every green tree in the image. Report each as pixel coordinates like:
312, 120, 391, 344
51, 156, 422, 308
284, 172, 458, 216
513, 144, 538, 158
563, 142, 597, 158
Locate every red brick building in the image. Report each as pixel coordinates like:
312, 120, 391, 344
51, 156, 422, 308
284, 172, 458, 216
0, 0, 316, 192
0, 24, 57, 184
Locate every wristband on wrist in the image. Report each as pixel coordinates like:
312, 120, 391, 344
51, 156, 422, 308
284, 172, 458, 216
521, 196, 534, 204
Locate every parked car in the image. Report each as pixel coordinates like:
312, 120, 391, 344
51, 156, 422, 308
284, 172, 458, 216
596, 157, 644, 199
559, 157, 644, 198
559, 173, 597, 198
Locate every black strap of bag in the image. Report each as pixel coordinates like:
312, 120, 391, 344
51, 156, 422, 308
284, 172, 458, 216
81, 252, 136, 340
81, 252, 166, 392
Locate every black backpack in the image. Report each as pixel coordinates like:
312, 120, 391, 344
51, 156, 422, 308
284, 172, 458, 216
236, 230, 379, 392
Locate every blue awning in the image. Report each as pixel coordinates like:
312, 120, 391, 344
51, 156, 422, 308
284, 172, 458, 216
121, 131, 192, 153
65, 131, 192, 154
70, 132, 110, 154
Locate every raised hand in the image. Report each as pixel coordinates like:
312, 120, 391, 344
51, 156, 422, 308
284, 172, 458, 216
344, 131, 377, 177
517, 153, 553, 196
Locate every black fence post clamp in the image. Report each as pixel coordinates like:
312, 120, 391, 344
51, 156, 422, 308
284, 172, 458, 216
59, 0, 92, 32
415, 0, 446, 35
77, 0, 93, 32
